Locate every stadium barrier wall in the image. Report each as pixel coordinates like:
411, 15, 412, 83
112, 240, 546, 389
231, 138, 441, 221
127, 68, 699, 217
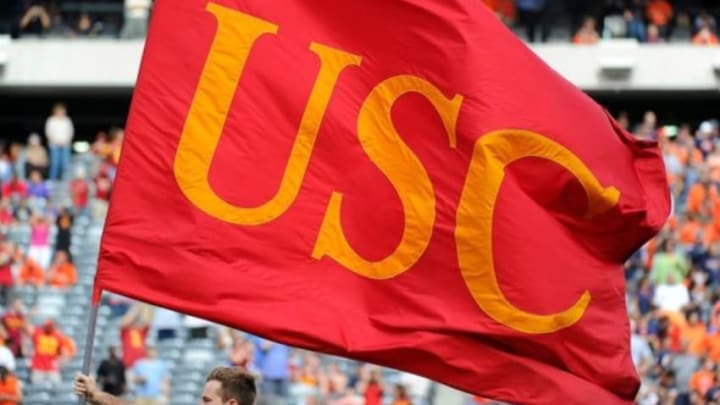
1, 37, 720, 91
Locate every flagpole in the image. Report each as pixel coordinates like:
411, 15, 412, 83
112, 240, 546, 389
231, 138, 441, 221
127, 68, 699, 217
78, 290, 102, 404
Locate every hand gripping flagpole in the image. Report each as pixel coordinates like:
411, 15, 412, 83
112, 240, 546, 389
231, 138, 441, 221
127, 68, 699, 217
78, 287, 102, 404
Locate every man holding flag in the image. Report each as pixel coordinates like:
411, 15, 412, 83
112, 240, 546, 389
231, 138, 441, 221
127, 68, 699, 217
74, 368, 257, 405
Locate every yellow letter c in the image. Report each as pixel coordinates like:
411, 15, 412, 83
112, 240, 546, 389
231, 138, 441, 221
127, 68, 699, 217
455, 130, 620, 334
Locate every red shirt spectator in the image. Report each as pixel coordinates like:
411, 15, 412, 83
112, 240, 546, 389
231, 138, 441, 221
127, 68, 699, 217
121, 326, 148, 368
0, 177, 27, 201
0, 243, 13, 289
365, 382, 383, 405
1, 300, 28, 357
0, 199, 12, 226
94, 167, 112, 201
69, 175, 89, 212
362, 370, 384, 405
31, 321, 63, 373
119, 304, 152, 367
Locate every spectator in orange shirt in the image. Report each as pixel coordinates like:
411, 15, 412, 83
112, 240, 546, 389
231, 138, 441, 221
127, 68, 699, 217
680, 213, 701, 246
572, 16, 599, 45
687, 177, 718, 215
684, 311, 709, 355
47, 250, 77, 289
645, 0, 673, 39
16, 251, 44, 288
693, 17, 719, 46
690, 359, 716, 397
0, 367, 22, 405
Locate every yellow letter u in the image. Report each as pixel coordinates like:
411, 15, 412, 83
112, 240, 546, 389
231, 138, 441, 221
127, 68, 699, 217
174, 3, 361, 225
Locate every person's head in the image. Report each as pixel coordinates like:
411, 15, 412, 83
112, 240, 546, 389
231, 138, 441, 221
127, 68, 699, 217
582, 16, 596, 31
231, 336, 246, 349
28, 133, 41, 147
644, 111, 657, 128
77, 12, 91, 31
659, 369, 675, 387
661, 238, 676, 253
53, 250, 69, 265
0, 366, 10, 383
74, 166, 86, 180
107, 346, 118, 360
108, 127, 124, 143
202, 367, 257, 405
52, 102, 67, 117
393, 384, 409, 399
10, 299, 23, 313
43, 319, 56, 334
617, 111, 630, 130
145, 346, 157, 359
666, 273, 678, 285
29, 170, 42, 183
647, 24, 660, 40
687, 310, 701, 325
368, 368, 381, 383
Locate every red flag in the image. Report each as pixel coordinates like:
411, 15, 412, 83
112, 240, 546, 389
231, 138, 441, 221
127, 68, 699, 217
96, 1, 669, 404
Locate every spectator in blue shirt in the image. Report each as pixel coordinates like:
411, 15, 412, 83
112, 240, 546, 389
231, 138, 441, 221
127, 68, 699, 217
26, 170, 49, 200
251, 337, 289, 404
130, 347, 169, 405
26, 170, 49, 213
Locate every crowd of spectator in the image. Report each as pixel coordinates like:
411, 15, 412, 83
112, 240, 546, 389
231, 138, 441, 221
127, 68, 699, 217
4, 0, 719, 46
4, 0, 151, 39
3, 0, 719, 47
613, 114, 720, 405
482, 0, 720, 45
0, 102, 124, 404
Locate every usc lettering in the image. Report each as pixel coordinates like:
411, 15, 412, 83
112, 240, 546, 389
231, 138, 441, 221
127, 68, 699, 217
173, 3, 620, 334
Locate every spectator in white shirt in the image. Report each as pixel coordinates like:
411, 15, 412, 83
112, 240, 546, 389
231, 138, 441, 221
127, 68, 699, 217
0, 327, 16, 372
653, 273, 690, 313
121, 0, 151, 39
45, 103, 74, 181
